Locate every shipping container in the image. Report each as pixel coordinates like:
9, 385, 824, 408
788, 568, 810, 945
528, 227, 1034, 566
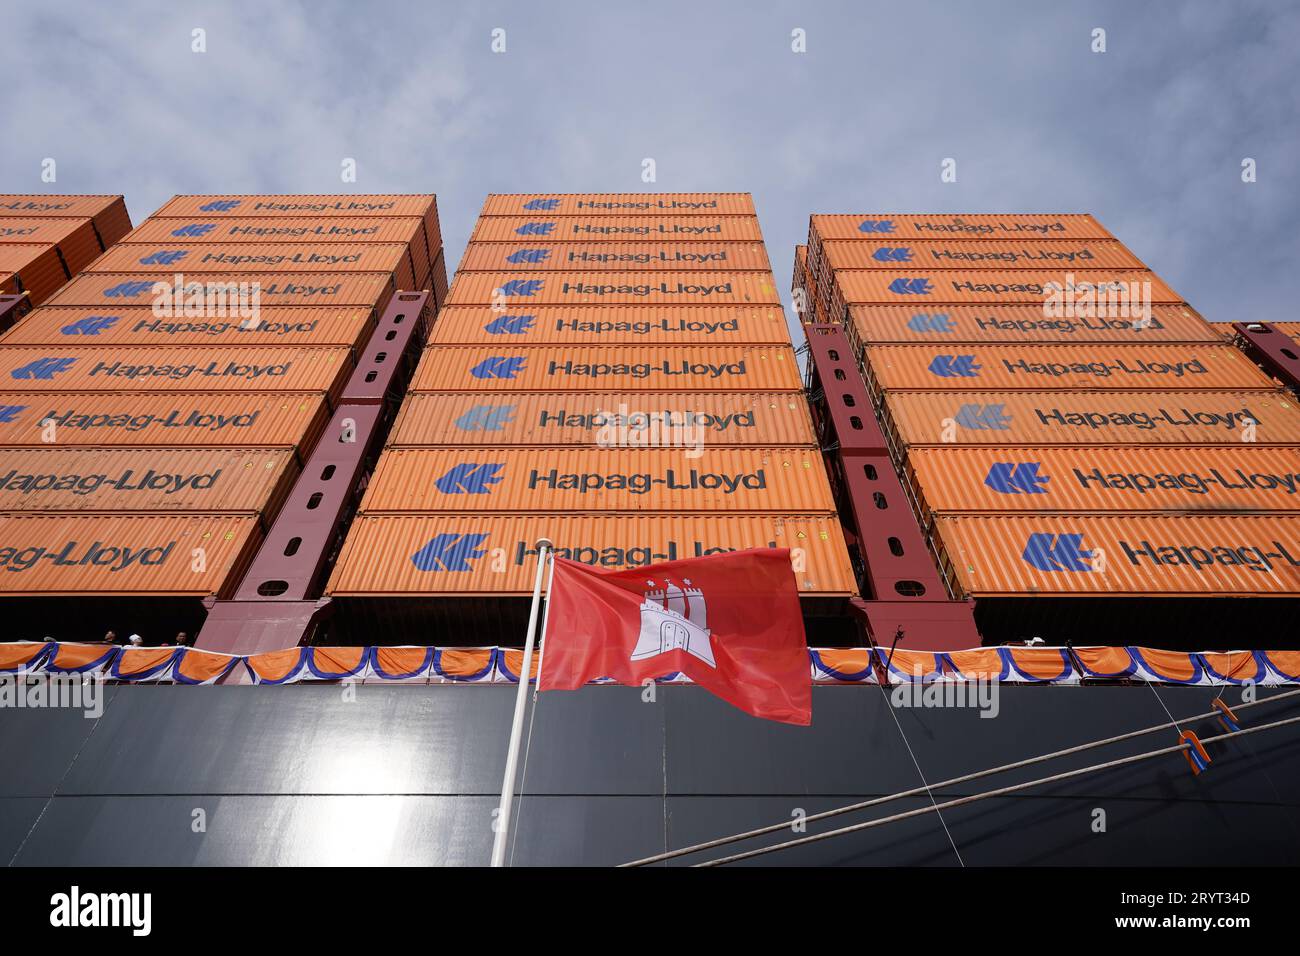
0, 218, 102, 268
387, 391, 817, 447
409, 345, 802, 392
821, 239, 1144, 271
860, 344, 1273, 393
446, 271, 779, 306
326, 513, 855, 596
830, 270, 1179, 306
930, 513, 1300, 598
809, 213, 1111, 242
481, 193, 757, 216
879, 389, 1300, 449
846, 303, 1221, 345
0, 392, 329, 450
47, 272, 401, 311
0, 244, 69, 304
429, 305, 791, 345
471, 216, 765, 243
91, 243, 418, 290
359, 447, 836, 513
0, 446, 298, 515
457, 242, 771, 272
1, 306, 377, 349
904, 446, 1300, 517
0, 195, 131, 245
0, 512, 261, 597
0, 346, 353, 397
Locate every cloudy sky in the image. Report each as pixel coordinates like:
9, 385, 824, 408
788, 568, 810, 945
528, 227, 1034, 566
6, 1, 1298, 324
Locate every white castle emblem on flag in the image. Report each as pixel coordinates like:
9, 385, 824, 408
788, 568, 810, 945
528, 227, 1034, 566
630, 578, 716, 668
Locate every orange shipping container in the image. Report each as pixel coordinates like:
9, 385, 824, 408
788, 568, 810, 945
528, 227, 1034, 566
446, 272, 779, 306
0, 346, 353, 397
847, 303, 1220, 345
905, 446, 1300, 516
387, 392, 816, 447
880, 390, 1300, 448
0, 196, 131, 245
930, 513, 1300, 598
326, 513, 855, 596
359, 447, 836, 513
457, 242, 771, 272
1, 306, 377, 349
0, 392, 328, 450
429, 305, 791, 345
0, 244, 69, 304
821, 239, 1144, 271
0, 447, 298, 515
47, 272, 401, 311
860, 344, 1272, 392
0, 218, 102, 267
409, 346, 802, 392
810, 213, 1111, 241
0, 512, 261, 597
471, 216, 765, 242
480, 193, 756, 216
91, 243, 417, 288
831, 270, 1179, 305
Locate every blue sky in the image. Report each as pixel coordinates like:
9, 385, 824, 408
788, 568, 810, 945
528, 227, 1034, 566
5, 1, 1298, 324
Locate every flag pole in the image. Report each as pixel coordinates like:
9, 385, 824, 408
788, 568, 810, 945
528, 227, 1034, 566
491, 537, 552, 867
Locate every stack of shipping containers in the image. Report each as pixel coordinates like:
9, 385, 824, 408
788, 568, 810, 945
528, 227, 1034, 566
0, 195, 131, 308
796, 213, 1300, 643
0, 195, 444, 637
327, 192, 856, 640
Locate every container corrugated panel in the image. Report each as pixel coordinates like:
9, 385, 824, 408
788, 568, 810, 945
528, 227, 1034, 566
930, 513, 1300, 598
91, 244, 417, 289
0, 196, 130, 246
793, 245, 808, 288
861, 344, 1272, 392
880, 390, 1300, 448
471, 216, 765, 242
388, 392, 816, 447
823, 238, 1144, 271
905, 446, 1300, 516
831, 270, 1179, 305
0, 217, 97, 249
326, 513, 855, 596
360, 447, 836, 513
0, 244, 69, 304
0, 447, 298, 514
0, 392, 329, 450
848, 303, 1221, 345
481, 193, 757, 216
429, 305, 791, 345
457, 242, 771, 272
446, 272, 779, 306
0, 512, 261, 597
1, 306, 377, 348
47, 272, 399, 310
409, 346, 802, 392
810, 214, 1112, 241
0, 346, 353, 397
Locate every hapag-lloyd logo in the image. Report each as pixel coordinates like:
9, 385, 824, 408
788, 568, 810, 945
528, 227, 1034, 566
1022, 530, 1300, 574
408, 534, 782, 573
558, 281, 735, 297
0, 467, 224, 496
0, 538, 176, 572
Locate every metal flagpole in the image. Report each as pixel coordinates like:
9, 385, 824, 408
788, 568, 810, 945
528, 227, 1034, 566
532, 553, 558, 699
491, 537, 553, 867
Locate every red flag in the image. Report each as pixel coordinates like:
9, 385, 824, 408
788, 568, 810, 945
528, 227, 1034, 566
539, 548, 812, 725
